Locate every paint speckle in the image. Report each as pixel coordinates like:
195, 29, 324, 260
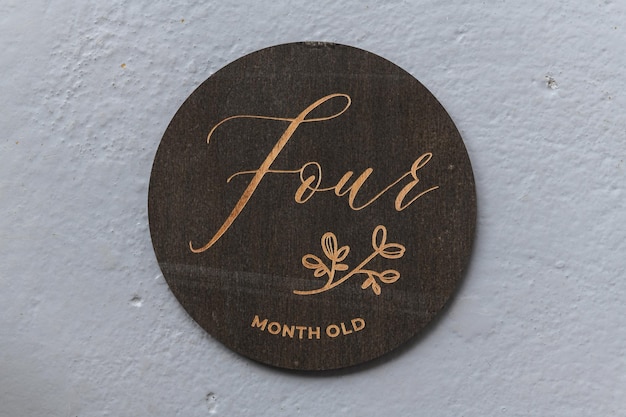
206, 392, 217, 414
121, 63, 126, 69
130, 295, 142, 307
545, 75, 558, 90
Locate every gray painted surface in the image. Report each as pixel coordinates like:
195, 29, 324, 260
1, 1, 625, 415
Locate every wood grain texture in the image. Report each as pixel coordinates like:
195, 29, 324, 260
148, 42, 476, 370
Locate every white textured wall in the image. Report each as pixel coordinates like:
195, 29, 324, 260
2, 1, 625, 415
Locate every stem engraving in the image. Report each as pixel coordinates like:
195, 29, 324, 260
295, 225, 406, 296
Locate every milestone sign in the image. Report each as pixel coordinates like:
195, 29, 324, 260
148, 42, 476, 370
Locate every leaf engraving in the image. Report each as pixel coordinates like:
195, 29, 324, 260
295, 225, 406, 296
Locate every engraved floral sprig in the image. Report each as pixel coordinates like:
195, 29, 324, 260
294, 225, 406, 296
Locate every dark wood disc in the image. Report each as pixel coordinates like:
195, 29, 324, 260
149, 42, 476, 370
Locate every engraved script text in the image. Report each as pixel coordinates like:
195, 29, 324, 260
189, 94, 438, 253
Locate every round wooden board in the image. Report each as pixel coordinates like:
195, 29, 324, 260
149, 42, 476, 370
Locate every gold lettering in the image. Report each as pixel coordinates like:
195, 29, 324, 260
282, 325, 295, 338
308, 326, 321, 340
189, 94, 351, 253
251, 315, 268, 330
331, 168, 374, 210
351, 318, 365, 332
395, 153, 438, 210
232, 154, 438, 213
252, 316, 363, 340
189, 94, 439, 254
294, 162, 323, 203
267, 322, 281, 335
295, 326, 307, 339
326, 324, 340, 338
